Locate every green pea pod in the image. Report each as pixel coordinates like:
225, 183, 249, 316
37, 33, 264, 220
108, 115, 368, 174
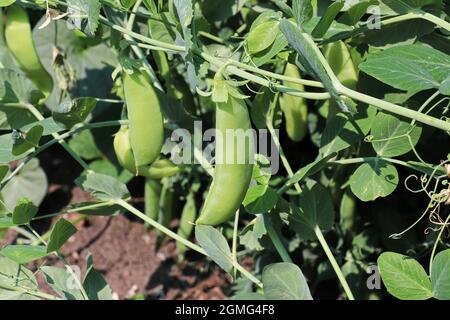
145, 178, 162, 222
177, 190, 197, 260
158, 177, 173, 230
123, 70, 164, 168
5, 5, 53, 101
113, 126, 180, 178
280, 63, 308, 142
196, 96, 254, 226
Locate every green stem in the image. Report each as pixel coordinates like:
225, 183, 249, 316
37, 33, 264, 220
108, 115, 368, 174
0, 283, 62, 300
231, 209, 240, 278
338, 86, 450, 132
419, 12, 450, 32
314, 225, 355, 300
116, 199, 263, 288
264, 214, 293, 263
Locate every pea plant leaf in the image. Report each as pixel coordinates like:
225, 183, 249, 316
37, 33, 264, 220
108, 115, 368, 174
0, 245, 48, 264
0, 0, 16, 7
20, 118, 65, 136
243, 185, 279, 214
378, 252, 433, 300
40, 266, 85, 300
288, 180, 334, 240
262, 262, 312, 300
0, 257, 38, 300
350, 158, 399, 202
379, 0, 443, 15
76, 171, 130, 202
52, 97, 97, 129
66, 0, 101, 36
2, 159, 47, 211
292, 0, 313, 28
83, 253, 113, 300
370, 112, 422, 157
431, 249, 450, 300
12, 125, 43, 156
286, 152, 337, 187
12, 197, 38, 225
311, 1, 344, 38
359, 44, 450, 93
239, 214, 267, 251
247, 20, 280, 54
46, 218, 78, 253
0, 69, 39, 129
338, 0, 378, 26
195, 225, 233, 272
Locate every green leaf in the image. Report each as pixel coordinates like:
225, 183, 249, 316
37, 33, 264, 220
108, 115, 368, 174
0, 164, 9, 182
350, 158, 399, 202
120, 0, 136, 9
52, 97, 97, 129
12, 198, 38, 225
439, 76, 450, 95
311, 1, 344, 38
0, 69, 38, 129
262, 262, 312, 300
0, 215, 14, 228
247, 20, 279, 54
287, 153, 337, 187
288, 180, 334, 240
83, 253, 113, 300
431, 249, 450, 300
378, 252, 432, 300
2, 159, 47, 211
370, 112, 422, 157
174, 0, 193, 29
40, 266, 85, 300
201, 0, 246, 23
67, 0, 101, 36
47, 218, 78, 253
0, 245, 48, 264
76, 171, 130, 201
195, 225, 233, 272
379, 0, 443, 15
232, 292, 266, 300
359, 45, 450, 92
12, 125, 43, 156
292, 0, 313, 28
20, 118, 65, 136
0, 257, 38, 300
320, 113, 363, 156
0, 0, 15, 7
339, 0, 377, 26
239, 214, 267, 251
243, 185, 279, 214
68, 130, 102, 160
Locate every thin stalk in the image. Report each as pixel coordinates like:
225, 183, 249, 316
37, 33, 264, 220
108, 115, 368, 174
0, 283, 62, 300
264, 214, 293, 263
314, 225, 355, 300
339, 86, 450, 132
116, 199, 263, 288
231, 209, 240, 278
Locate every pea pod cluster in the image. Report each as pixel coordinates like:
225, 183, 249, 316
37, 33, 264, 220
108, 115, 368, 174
5, 5, 53, 101
196, 96, 254, 226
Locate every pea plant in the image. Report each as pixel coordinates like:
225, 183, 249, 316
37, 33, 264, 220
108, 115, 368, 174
0, 0, 449, 301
